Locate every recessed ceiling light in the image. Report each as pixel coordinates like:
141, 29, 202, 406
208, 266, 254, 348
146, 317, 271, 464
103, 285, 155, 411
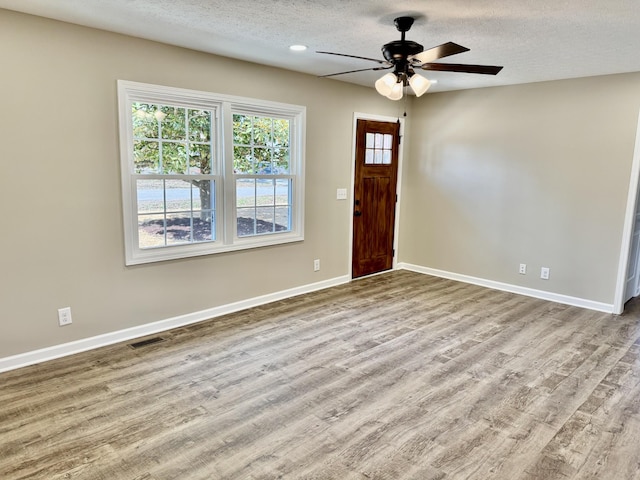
289, 45, 307, 52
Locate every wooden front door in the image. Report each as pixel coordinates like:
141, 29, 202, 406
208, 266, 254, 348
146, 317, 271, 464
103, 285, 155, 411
352, 119, 400, 278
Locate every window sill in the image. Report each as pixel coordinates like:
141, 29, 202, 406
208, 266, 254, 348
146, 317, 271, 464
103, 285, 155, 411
125, 232, 304, 266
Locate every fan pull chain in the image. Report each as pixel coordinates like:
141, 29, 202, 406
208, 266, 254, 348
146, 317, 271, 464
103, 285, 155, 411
403, 83, 408, 117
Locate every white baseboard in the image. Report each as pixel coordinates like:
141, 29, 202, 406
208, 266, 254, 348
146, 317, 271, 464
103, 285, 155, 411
397, 263, 615, 313
0, 275, 351, 374
2, 267, 614, 374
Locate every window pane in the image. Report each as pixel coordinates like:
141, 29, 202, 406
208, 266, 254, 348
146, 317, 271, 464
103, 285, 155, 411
233, 114, 251, 144
137, 179, 164, 214
256, 179, 275, 206
253, 117, 272, 146
273, 118, 290, 147
192, 210, 214, 242
254, 147, 271, 174
192, 180, 214, 210
256, 206, 275, 234
189, 144, 211, 174
132, 103, 159, 139
365, 149, 374, 165
235, 178, 291, 236
162, 143, 187, 174
237, 178, 256, 208
275, 178, 291, 205
273, 148, 290, 174
237, 207, 256, 237
165, 213, 192, 245
234, 146, 253, 174
275, 206, 291, 231
374, 150, 383, 164
383, 150, 392, 165
366, 132, 374, 149
374, 133, 383, 149
138, 213, 165, 249
134, 140, 160, 174
188, 109, 211, 142
136, 179, 215, 248
165, 179, 191, 213
383, 134, 393, 149
233, 114, 290, 179
160, 106, 186, 140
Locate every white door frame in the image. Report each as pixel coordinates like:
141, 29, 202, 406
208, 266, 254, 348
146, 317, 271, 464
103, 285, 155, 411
614, 108, 640, 314
349, 112, 405, 277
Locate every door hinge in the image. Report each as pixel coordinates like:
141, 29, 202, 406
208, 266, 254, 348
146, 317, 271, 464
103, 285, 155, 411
392, 249, 396, 257
398, 135, 402, 145
395, 194, 398, 203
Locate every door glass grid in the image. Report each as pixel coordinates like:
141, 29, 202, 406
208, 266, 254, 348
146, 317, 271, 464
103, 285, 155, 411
365, 133, 393, 165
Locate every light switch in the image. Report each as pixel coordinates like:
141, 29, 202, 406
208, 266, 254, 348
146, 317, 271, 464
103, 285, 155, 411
336, 188, 347, 200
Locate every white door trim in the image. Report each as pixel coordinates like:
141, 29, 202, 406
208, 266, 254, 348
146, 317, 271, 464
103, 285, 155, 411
349, 112, 405, 277
614, 108, 640, 314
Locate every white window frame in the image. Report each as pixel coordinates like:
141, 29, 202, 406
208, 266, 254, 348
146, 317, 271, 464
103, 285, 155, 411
118, 80, 305, 265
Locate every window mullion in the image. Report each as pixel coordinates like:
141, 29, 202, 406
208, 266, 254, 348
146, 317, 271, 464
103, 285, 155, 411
221, 102, 236, 245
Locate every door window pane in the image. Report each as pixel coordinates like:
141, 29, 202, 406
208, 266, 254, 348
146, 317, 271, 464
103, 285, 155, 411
364, 133, 394, 165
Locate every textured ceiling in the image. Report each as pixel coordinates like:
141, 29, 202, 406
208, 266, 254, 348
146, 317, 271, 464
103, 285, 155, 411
2, 0, 639, 93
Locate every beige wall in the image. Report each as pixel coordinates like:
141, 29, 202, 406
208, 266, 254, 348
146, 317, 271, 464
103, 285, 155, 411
0, 9, 403, 357
399, 74, 640, 303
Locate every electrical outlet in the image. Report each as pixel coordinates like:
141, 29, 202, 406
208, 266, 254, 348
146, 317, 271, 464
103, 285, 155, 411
519, 263, 527, 275
313, 259, 320, 271
58, 307, 73, 326
541, 267, 550, 280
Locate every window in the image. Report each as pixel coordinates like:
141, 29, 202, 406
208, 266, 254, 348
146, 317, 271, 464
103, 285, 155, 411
118, 81, 305, 265
365, 132, 393, 165
233, 114, 292, 237
132, 103, 216, 249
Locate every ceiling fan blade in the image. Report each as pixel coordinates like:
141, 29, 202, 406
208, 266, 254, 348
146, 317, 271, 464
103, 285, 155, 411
410, 42, 470, 64
316, 51, 389, 65
421, 63, 503, 75
320, 66, 392, 78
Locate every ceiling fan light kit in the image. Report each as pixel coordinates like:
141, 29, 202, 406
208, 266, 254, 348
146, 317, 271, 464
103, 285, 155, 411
374, 71, 430, 100
374, 72, 398, 96
319, 16, 503, 99
408, 73, 431, 97
387, 81, 405, 101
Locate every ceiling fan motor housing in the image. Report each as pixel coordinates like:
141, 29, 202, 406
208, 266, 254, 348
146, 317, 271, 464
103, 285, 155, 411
382, 16, 424, 64
381, 40, 424, 63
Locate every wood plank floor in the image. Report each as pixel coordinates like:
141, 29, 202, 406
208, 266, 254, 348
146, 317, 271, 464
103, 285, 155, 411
2, 270, 640, 479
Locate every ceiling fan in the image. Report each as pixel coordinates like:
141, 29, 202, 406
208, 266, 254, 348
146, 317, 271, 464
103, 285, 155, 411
317, 16, 503, 100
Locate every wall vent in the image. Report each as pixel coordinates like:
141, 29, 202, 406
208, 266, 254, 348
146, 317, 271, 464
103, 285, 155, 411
129, 336, 165, 349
